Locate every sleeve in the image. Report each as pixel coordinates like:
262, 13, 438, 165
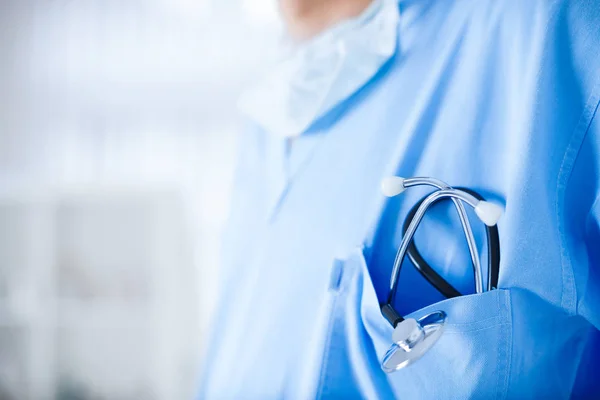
560, 0, 600, 330
534, 2, 600, 396
577, 115, 600, 329
559, 63, 600, 399
570, 121, 600, 400
560, 85, 600, 329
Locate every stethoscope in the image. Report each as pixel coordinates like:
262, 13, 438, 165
378, 176, 503, 373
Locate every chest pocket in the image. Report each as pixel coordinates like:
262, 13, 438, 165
316, 247, 512, 400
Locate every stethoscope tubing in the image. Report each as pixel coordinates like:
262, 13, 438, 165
401, 178, 483, 294
402, 187, 500, 299
387, 189, 486, 305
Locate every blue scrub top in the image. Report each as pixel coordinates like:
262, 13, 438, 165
201, 0, 600, 398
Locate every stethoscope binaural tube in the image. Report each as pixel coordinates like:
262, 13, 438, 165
387, 188, 502, 305
383, 177, 484, 295
402, 187, 501, 299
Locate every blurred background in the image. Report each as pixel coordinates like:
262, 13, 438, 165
0, 1, 283, 398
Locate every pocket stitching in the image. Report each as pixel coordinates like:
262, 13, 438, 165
444, 314, 503, 327
443, 321, 509, 335
497, 289, 512, 400
409, 289, 509, 330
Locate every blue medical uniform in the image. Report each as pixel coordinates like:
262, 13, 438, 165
200, 0, 600, 398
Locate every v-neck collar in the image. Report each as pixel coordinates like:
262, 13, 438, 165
267, 133, 327, 221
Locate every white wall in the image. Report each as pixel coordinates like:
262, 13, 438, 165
0, 0, 281, 398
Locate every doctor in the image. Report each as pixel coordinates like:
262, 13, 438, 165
200, 0, 600, 398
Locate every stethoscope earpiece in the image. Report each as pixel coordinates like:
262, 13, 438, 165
474, 201, 504, 226
381, 176, 406, 197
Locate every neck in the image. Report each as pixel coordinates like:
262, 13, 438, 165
280, 0, 374, 41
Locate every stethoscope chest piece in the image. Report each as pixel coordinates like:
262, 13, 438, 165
381, 311, 446, 372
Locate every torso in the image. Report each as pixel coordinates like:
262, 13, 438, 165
202, 0, 600, 397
